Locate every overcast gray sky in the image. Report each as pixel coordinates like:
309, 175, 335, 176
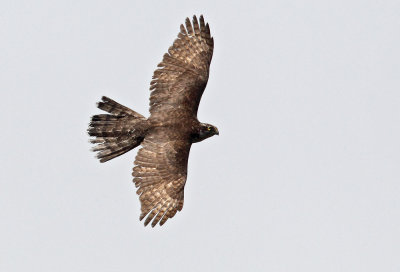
1, 0, 399, 271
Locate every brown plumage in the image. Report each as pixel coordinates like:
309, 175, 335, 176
88, 15, 218, 227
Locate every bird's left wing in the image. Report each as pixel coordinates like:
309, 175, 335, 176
132, 127, 192, 227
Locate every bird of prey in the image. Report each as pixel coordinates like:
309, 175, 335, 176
88, 15, 218, 227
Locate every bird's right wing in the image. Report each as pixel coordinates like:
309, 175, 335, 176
148, 15, 214, 122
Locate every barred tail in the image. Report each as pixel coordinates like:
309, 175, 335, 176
88, 96, 148, 163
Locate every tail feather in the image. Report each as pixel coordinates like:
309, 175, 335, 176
88, 96, 148, 163
97, 96, 144, 118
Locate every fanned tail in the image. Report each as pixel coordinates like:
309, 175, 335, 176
88, 96, 149, 163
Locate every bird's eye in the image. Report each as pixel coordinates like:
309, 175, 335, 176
207, 127, 211, 131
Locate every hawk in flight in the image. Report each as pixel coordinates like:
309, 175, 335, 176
88, 15, 218, 227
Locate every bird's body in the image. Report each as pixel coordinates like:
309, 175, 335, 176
88, 15, 218, 227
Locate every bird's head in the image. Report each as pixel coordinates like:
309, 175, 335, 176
193, 123, 219, 143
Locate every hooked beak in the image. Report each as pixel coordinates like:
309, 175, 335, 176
215, 127, 219, 135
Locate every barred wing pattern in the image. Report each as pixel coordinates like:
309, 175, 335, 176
132, 129, 191, 227
149, 15, 214, 121
132, 15, 214, 227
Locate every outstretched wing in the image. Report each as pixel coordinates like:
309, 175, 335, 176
149, 15, 214, 122
132, 128, 191, 227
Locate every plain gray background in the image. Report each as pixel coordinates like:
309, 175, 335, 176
1, 0, 399, 271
